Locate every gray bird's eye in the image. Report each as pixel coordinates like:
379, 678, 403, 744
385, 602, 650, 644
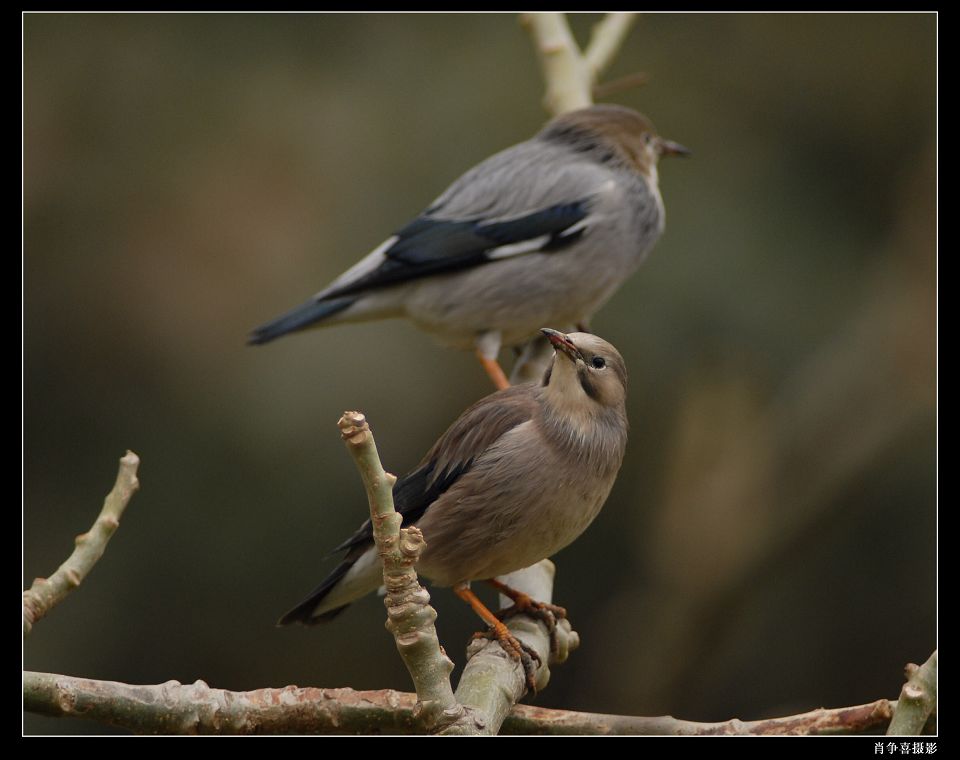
591, 356, 607, 369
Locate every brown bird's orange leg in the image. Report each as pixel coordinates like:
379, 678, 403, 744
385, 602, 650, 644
475, 350, 511, 390
453, 583, 540, 691
486, 578, 567, 656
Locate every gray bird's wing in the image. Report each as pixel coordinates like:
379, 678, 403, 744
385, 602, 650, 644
328, 384, 539, 555
318, 204, 590, 299
315, 142, 614, 300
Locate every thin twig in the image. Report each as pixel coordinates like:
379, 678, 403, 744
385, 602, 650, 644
23, 671, 907, 735
22, 451, 140, 636
887, 651, 937, 735
593, 71, 650, 100
584, 13, 639, 80
508, 698, 898, 736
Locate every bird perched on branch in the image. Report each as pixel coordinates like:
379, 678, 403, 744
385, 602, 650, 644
249, 104, 686, 389
279, 329, 629, 688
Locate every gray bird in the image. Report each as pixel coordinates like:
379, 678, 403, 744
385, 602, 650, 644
249, 105, 686, 389
279, 329, 629, 685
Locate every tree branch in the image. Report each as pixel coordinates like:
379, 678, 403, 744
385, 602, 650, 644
23, 673, 422, 735
512, 12, 638, 386
521, 12, 639, 116
507, 698, 899, 736
337, 412, 581, 735
441, 560, 579, 735
22, 451, 140, 636
887, 650, 937, 735
584, 13, 638, 80
23, 671, 910, 735
521, 13, 593, 114
336, 412, 464, 732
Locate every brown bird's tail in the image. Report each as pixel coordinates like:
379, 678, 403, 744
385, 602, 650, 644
276, 544, 381, 626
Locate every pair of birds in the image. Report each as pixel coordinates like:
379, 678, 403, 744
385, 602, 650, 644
252, 104, 686, 684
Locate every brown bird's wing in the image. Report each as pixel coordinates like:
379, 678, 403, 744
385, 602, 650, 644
328, 384, 539, 556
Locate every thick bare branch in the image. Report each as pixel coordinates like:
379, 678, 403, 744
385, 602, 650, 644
337, 412, 464, 732
521, 13, 592, 115
23, 671, 906, 735
887, 650, 937, 736
22, 451, 140, 636
23, 673, 421, 734
441, 560, 579, 735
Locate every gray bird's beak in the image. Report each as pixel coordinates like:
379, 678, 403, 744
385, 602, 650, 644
541, 328, 584, 363
657, 137, 691, 157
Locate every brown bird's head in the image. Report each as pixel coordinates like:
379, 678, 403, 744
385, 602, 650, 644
540, 329, 628, 411
538, 104, 690, 178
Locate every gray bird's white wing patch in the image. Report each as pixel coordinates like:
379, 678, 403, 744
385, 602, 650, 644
314, 235, 399, 300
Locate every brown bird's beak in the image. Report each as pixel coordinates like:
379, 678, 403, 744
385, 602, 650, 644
541, 328, 584, 363
657, 137, 691, 157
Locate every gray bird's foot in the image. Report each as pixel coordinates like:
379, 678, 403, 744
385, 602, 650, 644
469, 627, 542, 693
475, 350, 511, 391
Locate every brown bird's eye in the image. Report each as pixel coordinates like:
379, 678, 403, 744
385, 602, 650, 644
591, 356, 606, 369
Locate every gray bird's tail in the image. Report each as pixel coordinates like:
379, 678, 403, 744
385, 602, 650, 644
248, 295, 356, 345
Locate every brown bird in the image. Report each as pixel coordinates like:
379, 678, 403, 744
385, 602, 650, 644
279, 329, 629, 687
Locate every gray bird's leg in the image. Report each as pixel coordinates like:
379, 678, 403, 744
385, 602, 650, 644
487, 578, 568, 657
453, 582, 541, 693
474, 331, 510, 391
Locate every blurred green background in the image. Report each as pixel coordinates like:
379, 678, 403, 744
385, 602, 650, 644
23, 13, 936, 734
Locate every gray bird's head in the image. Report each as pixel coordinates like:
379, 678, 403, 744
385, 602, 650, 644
540, 328, 628, 412
538, 104, 690, 178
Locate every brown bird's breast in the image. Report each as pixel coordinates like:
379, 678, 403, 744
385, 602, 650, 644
413, 420, 621, 586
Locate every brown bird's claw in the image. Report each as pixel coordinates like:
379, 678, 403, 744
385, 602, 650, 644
497, 599, 567, 657
455, 582, 541, 692
488, 579, 568, 657
470, 625, 542, 693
